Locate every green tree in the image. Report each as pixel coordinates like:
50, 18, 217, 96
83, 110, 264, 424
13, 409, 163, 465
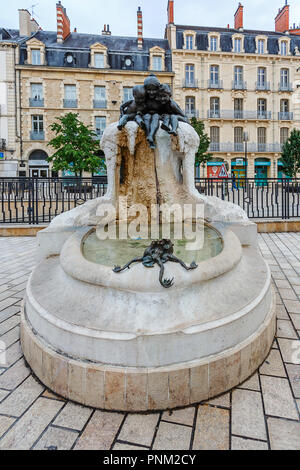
190, 117, 213, 173
47, 112, 105, 177
281, 129, 300, 178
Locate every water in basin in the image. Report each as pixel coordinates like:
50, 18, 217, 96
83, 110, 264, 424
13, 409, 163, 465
82, 224, 223, 267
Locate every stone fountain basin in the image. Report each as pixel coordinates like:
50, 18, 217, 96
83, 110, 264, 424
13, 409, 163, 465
24, 223, 272, 368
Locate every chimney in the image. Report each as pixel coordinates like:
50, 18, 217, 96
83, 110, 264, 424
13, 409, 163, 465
167, 0, 174, 24
102, 24, 111, 36
137, 7, 143, 49
19, 9, 39, 36
56, 1, 71, 43
234, 3, 243, 30
275, 2, 289, 33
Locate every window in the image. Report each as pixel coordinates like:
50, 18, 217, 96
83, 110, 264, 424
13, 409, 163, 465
280, 68, 289, 88
234, 127, 244, 151
64, 85, 77, 108
31, 115, 43, 134
123, 87, 134, 103
210, 65, 219, 84
210, 36, 217, 51
95, 116, 106, 138
234, 98, 243, 119
94, 53, 105, 68
31, 84, 43, 101
185, 96, 195, 117
94, 86, 106, 108
210, 126, 220, 151
210, 97, 220, 118
234, 38, 241, 53
186, 35, 194, 50
257, 39, 265, 54
257, 98, 267, 118
258, 127, 266, 151
280, 99, 289, 113
185, 65, 195, 85
280, 41, 287, 56
280, 128, 289, 145
31, 49, 41, 65
234, 66, 243, 85
152, 56, 162, 71
257, 67, 266, 88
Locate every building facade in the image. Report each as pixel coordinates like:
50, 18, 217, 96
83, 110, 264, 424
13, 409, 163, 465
166, 1, 300, 180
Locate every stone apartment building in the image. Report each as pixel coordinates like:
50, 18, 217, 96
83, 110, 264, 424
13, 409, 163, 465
165, 0, 300, 179
14, 3, 173, 178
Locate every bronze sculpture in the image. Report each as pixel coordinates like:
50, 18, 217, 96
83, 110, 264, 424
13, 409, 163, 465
118, 74, 190, 149
113, 239, 198, 288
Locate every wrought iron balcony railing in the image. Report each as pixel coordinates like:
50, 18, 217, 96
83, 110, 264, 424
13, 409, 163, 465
278, 112, 293, 120
182, 79, 199, 88
209, 142, 282, 153
207, 110, 272, 120
232, 80, 247, 90
63, 99, 78, 108
255, 81, 270, 91
185, 109, 199, 119
278, 82, 293, 92
93, 100, 107, 109
29, 98, 44, 107
30, 131, 45, 141
207, 79, 223, 89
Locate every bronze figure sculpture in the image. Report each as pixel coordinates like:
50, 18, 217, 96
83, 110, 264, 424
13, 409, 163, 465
113, 239, 198, 288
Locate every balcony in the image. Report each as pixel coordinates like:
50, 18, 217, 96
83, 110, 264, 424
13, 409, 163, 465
185, 110, 199, 119
207, 110, 272, 120
278, 112, 293, 120
207, 80, 223, 90
0, 138, 6, 150
30, 131, 45, 141
209, 142, 282, 153
182, 79, 199, 88
29, 98, 44, 107
279, 82, 293, 92
93, 100, 107, 109
232, 80, 247, 90
63, 99, 78, 108
255, 81, 270, 91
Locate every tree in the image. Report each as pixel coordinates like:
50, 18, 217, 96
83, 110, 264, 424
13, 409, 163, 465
281, 129, 300, 178
190, 117, 213, 173
47, 112, 105, 177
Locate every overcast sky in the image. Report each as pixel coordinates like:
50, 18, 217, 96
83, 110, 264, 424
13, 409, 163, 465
2, 0, 300, 37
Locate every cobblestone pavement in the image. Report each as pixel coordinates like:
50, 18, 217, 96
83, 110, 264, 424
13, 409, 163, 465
0, 234, 299, 450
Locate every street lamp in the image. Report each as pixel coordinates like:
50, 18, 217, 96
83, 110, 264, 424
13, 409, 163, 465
243, 131, 249, 180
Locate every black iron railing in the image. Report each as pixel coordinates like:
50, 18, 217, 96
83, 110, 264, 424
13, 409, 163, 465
0, 177, 299, 224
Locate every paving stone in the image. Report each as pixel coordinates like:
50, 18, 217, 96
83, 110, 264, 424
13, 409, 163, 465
238, 372, 260, 391
193, 405, 229, 450
274, 279, 290, 289
33, 426, 79, 450
162, 407, 195, 426
0, 326, 20, 349
285, 364, 300, 398
5, 341, 23, 368
293, 285, 300, 295
42, 389, 65, 401
0, 316, 20, 337
0, 298, 19, 313
0, 389, 9, 402
207, 392, 231, 408
74, 411, 123, 450
0, 306, 21, 323
118, 413, 159, 447
53, 402, 93, 431
278, 288, 298, 301
0, 358, 30, 390
0, 416, 15, 438
260, 349, 286, 377
153, 421, 192, 450
0, 375, 44, 417
232, 389, 267, 440
277, 319, 298, 339
261, 376, 298, 420
0, 398, 64, 450
290, 314, 300, 330
283, 300, 300, 314
113, 442, 148, 450
275, 304, 289, 320
231, 436, 268, 450
278, 338, 300, 363
268, 417, 300, 450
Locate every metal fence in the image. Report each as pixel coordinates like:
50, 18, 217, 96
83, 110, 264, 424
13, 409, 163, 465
0, 177, 299, 224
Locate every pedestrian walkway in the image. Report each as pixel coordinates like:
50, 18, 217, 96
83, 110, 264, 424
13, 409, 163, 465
0, 234, 299, 450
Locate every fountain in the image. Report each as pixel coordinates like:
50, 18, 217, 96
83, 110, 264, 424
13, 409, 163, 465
21, 75, 275, 411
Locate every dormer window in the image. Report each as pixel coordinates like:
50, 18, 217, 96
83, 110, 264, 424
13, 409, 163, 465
281, 41, 287, 56
210, 36, 217, 52
149, 46, 165, 72
153, 56, 162, 71
65, 53, 75, 66
258, 39, 265, 54
32, 49, 41, 65
186, 35, 194, 50
94, 53, 104, 68
234, 38, 241, 53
